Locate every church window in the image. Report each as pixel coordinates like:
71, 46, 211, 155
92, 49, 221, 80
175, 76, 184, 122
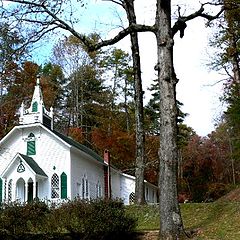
129, 192, 135, 205
27, 133, 36, 155
82, 175, 89, 199
0, 178, 2, 202
96, 181, 102, 198
82, 178, 85, 197
77, 183, 81, 197
51, 174, 59, 199
32, 101, 38, 112
86, 179, 89, 198
145, 186, 149, 201
17, 160, 25, 173
61, 172, 67, 199
8, 179, 12, 201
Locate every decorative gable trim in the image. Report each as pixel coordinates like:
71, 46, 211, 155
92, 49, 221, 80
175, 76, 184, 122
19, 154, 47, 177
1, 153, 47, 178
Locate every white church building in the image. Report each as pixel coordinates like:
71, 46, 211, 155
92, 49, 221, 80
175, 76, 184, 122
0, 79, 158, 205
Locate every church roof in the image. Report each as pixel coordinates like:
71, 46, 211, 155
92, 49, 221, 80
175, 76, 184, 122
19, 153, 48, 177
52, 130, 105, 164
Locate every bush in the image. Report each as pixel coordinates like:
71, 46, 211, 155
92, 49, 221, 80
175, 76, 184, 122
205, 183, 231, 201
0, 199, 137, 239
0, 200, 50, 236
52, 198, 137, 239
86, 199, 136, 239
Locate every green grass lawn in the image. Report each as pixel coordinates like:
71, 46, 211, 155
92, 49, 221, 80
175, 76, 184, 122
126, 201, 240, 239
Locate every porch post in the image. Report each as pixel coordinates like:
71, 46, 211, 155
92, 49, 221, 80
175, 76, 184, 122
33, 181, 36, 200
25, 183, 28, 202
12, 182, 16, 201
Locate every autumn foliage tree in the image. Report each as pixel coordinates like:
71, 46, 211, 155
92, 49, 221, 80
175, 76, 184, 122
180, 127, 236, 202
0, 0, 230, 238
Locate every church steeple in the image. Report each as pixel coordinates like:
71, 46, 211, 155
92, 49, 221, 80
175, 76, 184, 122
19, 77, 54, 129
31, 76, 43, 112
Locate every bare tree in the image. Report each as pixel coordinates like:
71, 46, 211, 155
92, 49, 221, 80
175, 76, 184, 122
116, 0, 146, 205
0, 0, 226, 238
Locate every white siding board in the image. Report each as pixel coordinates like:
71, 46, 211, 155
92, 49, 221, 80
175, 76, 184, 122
110, 168, 121, 200
120, 174, 135, 205
70, 149, 104, 200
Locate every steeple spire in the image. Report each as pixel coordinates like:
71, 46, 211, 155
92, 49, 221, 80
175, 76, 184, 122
36, 76, 40, 85
19, 77, 54, 129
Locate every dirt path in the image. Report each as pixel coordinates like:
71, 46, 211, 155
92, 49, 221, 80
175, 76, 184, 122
136, 231, 159, 240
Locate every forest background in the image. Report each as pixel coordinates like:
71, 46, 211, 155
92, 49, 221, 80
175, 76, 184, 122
0, 0, 240, 203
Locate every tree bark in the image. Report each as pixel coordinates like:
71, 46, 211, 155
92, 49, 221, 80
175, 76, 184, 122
0, 0, 226, 236
224, 0, 240, 86
123, 0, 145, 204
156, 0, 182, 238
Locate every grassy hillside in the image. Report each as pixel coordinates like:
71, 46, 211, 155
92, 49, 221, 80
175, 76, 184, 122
126, 201, 240, 239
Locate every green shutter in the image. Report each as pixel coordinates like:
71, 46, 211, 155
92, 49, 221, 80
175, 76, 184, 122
61, 172, 67, 199
0, 178, 2, 202
27, 141, 36, 155
32, 101, 38, 112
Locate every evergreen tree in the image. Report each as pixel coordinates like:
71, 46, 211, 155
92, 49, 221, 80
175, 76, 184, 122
39, 63, 66, 131
0, 22, 29, 137
209, 0, 240, 174
101, 48, 134, 133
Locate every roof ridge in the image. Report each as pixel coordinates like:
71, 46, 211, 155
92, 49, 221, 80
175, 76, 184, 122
52, 130, 104, 164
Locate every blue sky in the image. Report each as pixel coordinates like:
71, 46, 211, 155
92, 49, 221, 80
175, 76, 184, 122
32, 0, 225, 136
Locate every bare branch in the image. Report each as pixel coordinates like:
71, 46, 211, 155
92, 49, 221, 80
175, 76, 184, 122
1, 0, 156, 52
102, 0, 123, 8
203, 77, 229, 87
172, 2, 225, 37
88, 24, 156, 51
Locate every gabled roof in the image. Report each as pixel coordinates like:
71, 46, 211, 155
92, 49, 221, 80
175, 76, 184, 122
2, 152, 48, 178
52, 130, 104, 164
0, 123, 105, 165
19, 153, 47, 177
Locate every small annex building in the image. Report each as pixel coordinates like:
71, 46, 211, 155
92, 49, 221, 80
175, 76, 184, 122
0, 78, 158, 205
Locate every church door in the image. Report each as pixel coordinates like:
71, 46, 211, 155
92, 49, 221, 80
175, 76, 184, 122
28, 182, 33, 202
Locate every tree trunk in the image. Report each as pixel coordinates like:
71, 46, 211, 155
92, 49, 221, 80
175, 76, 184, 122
124, 77, 130, 133
124, 0, 145, 204
224, 0, 240, 86
156, 0, 182, 238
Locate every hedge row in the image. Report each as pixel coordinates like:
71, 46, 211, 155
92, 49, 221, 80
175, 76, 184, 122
0, 199, 137, 240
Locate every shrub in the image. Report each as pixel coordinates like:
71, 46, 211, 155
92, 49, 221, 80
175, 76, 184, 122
205, 183, 231, 201
85, 199, 136, 239
0, 198, 136, 239
0, 200, 49, 236
53, 198, 137, 239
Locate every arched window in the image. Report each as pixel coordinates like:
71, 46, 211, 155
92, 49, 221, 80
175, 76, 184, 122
27, 133, 36, 155
51, 174, 59, 199
8, 179, 12, 201
32, 101, 38, 112
61, 172, 67, 199
129, 192, 135, 205
82, 175, 89, 199
145, 186, 149, 201
96, 181, 102, 198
